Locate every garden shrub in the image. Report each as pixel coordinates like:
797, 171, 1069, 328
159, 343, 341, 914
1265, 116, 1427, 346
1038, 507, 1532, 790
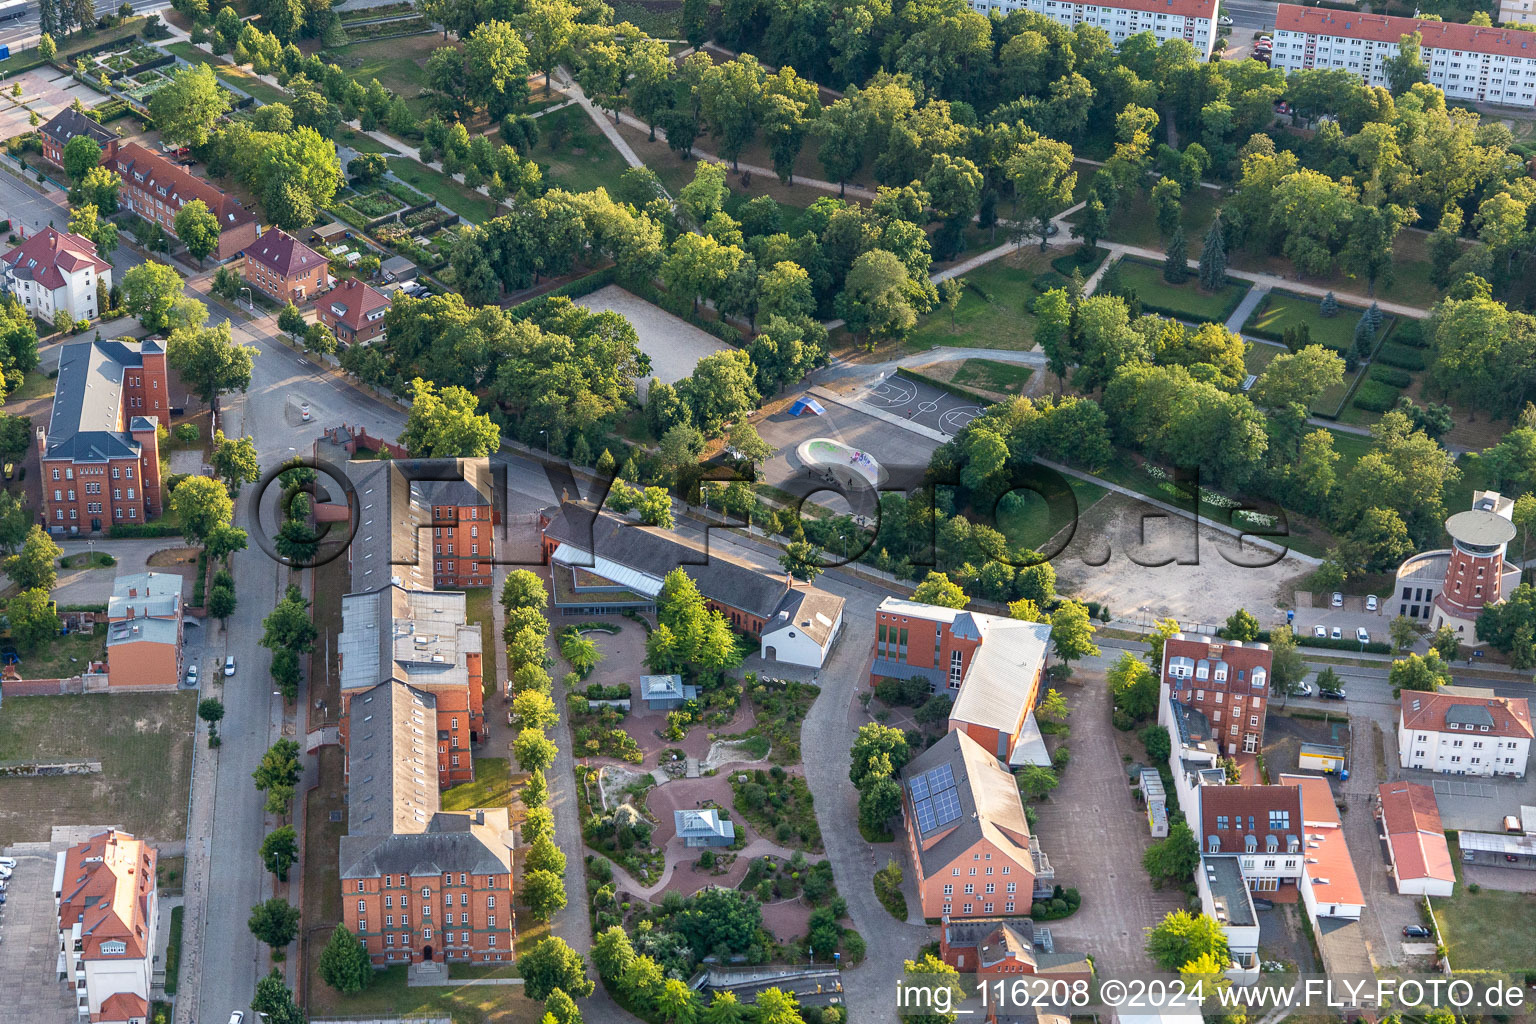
1377, 343, 1427, 370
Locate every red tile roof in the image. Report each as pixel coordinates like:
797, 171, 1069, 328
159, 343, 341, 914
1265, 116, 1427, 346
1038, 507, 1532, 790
1284, 774, 1365, 909
106, 142, 256, 232
97, 992, 150, 1023
325, 277, 391, 330
2, 227, 109, 291
1400, 691, 1534, 738
247, 229, 325, 277
1200, 784, 1303, 853
1276, 2, 1536, 56
1378, 781, 1455, 886
57, 829, 155, 961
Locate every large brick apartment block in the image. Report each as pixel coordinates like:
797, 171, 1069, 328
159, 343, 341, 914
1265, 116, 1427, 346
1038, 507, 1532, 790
1, 226, 111, 324
872, 597, 1053, 765
54, 829, 158, 1024
105, 142, 258, 261
243, 229, 327, 305
900, 730, 1049, 920
338, 584, 485, 787
318, 277, 391, 346
340, 681, 513, 966
1161, 634, 1272, 756
106, 571, 184, 687
39, 340, 167, 535
344, 458, 498, 591
38, 107, 116, 169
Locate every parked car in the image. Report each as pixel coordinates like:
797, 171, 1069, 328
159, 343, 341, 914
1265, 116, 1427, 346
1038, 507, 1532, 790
1313, 624, 1327, 638
1252, 897, 1275, 910
1218, 13, 1233, 23
0, 857, 14, 869
1330, 626, 1342, 640
223, 656, 236, 677
1366, 595, 1379, 612
185, 664, 199, 688
1293, 679, 1315, 697
0, 864, 12, 880
1403, 925, 1432, 938
1331, 592, 1344, 607
1356, 627, 1370, 643
1319, 687, 1347, 700
227, 1013, 245, 1024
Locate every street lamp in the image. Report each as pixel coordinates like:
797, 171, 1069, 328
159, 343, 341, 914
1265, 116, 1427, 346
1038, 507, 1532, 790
539, 429, 548, 456
240, 287, 253, 312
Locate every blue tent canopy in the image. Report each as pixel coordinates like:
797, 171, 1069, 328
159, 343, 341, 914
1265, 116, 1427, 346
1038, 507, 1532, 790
790, 396, 826, 416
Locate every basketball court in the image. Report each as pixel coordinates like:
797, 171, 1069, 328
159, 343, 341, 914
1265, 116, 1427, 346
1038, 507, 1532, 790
861, 372, 985, 437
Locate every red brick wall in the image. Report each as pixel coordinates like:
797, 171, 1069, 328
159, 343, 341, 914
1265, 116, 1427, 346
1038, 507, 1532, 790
343, 868, 513, 964
431, 504, 493, 588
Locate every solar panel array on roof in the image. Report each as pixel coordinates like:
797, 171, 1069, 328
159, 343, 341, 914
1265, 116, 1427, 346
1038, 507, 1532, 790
911, 762, 961, 833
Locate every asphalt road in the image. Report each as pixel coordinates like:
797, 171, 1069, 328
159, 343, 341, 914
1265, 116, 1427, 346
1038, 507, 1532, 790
1223, 0, 1278, 30
0, 166, 147, 273
0, 0, 169, 53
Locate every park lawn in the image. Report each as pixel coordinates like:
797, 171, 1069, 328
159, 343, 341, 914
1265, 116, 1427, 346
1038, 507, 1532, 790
386, 157, 499, 223
902, 248, 1056, 354
949, 358, 1035, 395
304, 957, 540, 1022
0, 692, 195, 843
1242, 291, 1382, 352
166, 42, 290, 104
1326, 427, 1374, 470
1108, 258, 1249, 324
1080, 184, 1223, 251
1430, 881, 1536, 973
1243, 341, 1283, 376
535, 106, 632, 195
337, 128, 397, 155
319, 32, 440, 118
1228, 230, 1440, 307
462, 586, 498, 696
441, 757, 514, 812
995, 476, 1109, 554
6, 370, 56, 405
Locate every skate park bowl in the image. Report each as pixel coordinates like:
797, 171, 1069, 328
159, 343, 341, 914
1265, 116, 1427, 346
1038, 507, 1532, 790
796, 437, 886, 489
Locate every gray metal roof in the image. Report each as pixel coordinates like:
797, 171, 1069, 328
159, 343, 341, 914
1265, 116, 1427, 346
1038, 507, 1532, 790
1446, 508, 1516, 546
544, 502, 793, 618
345, 680, 439, 837
338, 584, 482, 696
674, 809, 734, 839
1201, 854, 1256, 928
345, 458, 495, 594
106, 616, 178, 646
45, 341, 153, 462
107, 572, 182, 620
339, 815, 511, 879
901, 730, 1033, 879
1445, 703, 1495, 729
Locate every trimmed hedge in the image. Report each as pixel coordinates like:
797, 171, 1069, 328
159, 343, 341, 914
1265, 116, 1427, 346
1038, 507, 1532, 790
108, 522, 183, 538
1032, 270, 1069, 294
1050, 246, 1106, 277
1370, 365, 1412, 388
1377, 343, 1426, 370
1299, 634, 1391, 655
506, 266, 618, 321
1393, 319, 1427, 348
895, 365, 992, 405
1351, 379, 1401, 412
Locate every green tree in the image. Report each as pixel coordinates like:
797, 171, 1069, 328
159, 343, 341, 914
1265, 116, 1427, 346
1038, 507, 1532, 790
260, 825, 298, 881
166, 320, 254, 410
1388, 652, 1451, 695
150, 64, 231, 148
545, 988, 583, 1024
857, 775, 902, 833
519, 0, 576, 88
204, 523, 248, 564
197, 697, 224, 743
207, 581, 237, 623
252, 968, 305, 1024
837, 248, 927, 346
62, 134, 102, 184
1268, 625, 1307, 696
1314, 666, 1344, 695
1251, 345, 1344, 409
1050, 599, 1100, 666
1163, 225, 1189, 284
526, 834, 566, 875
399, 377, 499, 457
120, 261, 185, 333
849, 722, 910, 788
8, 587, 59, 650
255, 126, 342, 230
1199, 215, 1227, 291
1389, 614, 1418, 653
173, 199, 221, 267
523, 868, 568, 921
1143, 819, 1200, 885
38, 33, 56, 61
1148, 909, 1231, 973
779, 540, 824, 583
248, 897, 300, 952
514, 728, 558, 773
519, 936, 595, 1002
209, 431, 260, 494
169, 475, 234, 545
636, 486, 674, 528
900, 956, 963, 1024
1007, 135, 1077, 251
1383, 31, 1428, 95
523, 767, 549, 808
911, 571, 969, 609
4, 525, 60, 591
1017, 763, 1059, 801
261, 585, 317, 652
502, 570, 548, 612
1223, 608, 1260, 641
1107, 652, 1159, 722
513, 690, 559, 731
1430, 624, 1460, 662
725, 419, 772, 468
592, 926, 637, 982
318, 924, 372, 994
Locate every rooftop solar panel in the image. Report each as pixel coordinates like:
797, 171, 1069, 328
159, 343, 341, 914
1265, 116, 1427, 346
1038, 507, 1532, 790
933, 788, 963, 828
928, 763, 956, 791
910, 775, 930, 801
915, 801, 937, 833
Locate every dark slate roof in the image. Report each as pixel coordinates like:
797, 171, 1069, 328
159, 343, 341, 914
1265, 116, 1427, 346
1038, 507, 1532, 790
39, 107, 116, 150
346, 458, 495, 593
339, 823, 509, 879
901, 730, 1033, 878
345, 680, 439, 837
544, 501, 790, 618
45, 341, 153, 462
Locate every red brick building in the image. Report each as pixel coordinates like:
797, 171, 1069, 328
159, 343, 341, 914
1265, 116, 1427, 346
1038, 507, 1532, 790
873, 598, 1053, 765
340, 681, 513, 965
319, 278, 391, 345
105, 142, 258, 261
243, 229, 327, 304
1162, 635, 1272, 756
38, 107, 116, 169
344, 459, 498, 592
39, 340, 166, 534
939, 917, 1091, 981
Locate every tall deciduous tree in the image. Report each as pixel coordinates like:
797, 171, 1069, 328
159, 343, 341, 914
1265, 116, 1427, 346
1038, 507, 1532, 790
167, 320, 254, 410
1007, 134, 1076, 251
170, 475, 234, 545
150, 64, 231, 148
173, 199, 221, 267
399, 377, 499, 457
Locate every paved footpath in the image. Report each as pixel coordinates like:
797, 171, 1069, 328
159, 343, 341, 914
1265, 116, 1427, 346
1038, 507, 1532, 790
173, 715, 219, 1024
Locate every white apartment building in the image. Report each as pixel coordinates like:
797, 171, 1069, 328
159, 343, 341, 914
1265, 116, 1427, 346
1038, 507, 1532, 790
1500, 0, 1536, 26
1398, 689, 1533, 777
53, 830, 158, 1024
0, 227, 109, 325
1271, 3, 1536, 107
968, 0, 1220, 58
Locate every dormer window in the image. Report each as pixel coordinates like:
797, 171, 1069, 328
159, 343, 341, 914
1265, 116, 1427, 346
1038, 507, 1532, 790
1244, 835, 1257, 853
1207, 835, 1220, 853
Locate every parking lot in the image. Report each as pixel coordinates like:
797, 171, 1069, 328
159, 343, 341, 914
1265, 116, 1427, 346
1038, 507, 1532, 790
0, 848, 76, 1024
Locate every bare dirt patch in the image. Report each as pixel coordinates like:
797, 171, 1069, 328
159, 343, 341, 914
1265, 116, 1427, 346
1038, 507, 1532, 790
146, 546, 201, 568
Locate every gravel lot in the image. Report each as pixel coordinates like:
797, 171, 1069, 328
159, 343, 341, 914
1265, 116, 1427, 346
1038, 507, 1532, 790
574, 285, 731, 400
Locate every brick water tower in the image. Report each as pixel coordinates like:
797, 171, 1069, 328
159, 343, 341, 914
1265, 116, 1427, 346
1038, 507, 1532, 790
1431, 491, 1520, 639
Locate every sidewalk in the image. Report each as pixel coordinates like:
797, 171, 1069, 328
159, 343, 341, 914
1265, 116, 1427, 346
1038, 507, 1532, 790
172, 716, 219, 1024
